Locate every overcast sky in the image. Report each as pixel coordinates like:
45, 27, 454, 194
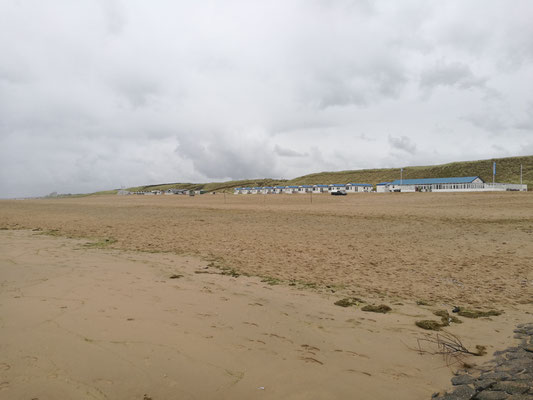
1, 1, 532, 197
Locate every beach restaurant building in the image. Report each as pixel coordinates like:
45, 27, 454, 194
380, 176, 527, 192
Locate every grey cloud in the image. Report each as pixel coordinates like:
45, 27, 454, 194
423, 2, 533, 69
464, 102, 533, 136
462, 112, 507, 135
356, 133, 376, 142
420, 61, 487, 92
99, 0, 127, 35
274, 145, 308, 158
520, 141, 533, 155
388, 136, 417, 154
312, 0, 376, 14
491, 144, 508, 154
308, 63, 408, 109
514, 103, 533, 131
112, 79, 160, 108
175, 133, 281, 180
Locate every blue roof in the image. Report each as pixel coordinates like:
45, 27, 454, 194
348, 183, 372, 187
390, 176, 482, 185
263, 186, 273, 189
330, 184, 346, 187
376, 182, 391, 186
275, 186, 285, 189
287, 185, 299, 188
299, 185, 313, 188
314, 184, 329, 187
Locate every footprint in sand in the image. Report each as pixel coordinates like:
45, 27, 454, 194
263, 333, 293, 344
247, 339, 266, 345
300, 344, 320, 353
346, 369, 372, 376
299, 357, 323, 365
298, 344, 323, 364
0, 363, 10, 371
94, 378, 114, 385
24, 356, 38, 365
343, 350, 370, 359
0, 381, 10, 390
343, 318, 358, 325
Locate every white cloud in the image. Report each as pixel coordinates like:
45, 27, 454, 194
1, 0, 532, 197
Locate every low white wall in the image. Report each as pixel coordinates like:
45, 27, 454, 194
433, 188, 506, 192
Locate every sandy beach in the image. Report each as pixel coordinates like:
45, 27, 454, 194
1, 193, 532, 399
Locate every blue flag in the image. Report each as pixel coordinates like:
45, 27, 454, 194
493, 162, 496, 176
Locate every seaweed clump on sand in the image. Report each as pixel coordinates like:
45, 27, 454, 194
454, 307, 502, 319
334, 297, 364, 308
434, 310, 462, 325
361, 304, 391, 314
219, 267, 241, 278
261, 276, 282, 286
416, 320, 444, 331
416, 310, 462, 331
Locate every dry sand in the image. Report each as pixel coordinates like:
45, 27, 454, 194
1, 192, 532, 305
1, 193, 532, 399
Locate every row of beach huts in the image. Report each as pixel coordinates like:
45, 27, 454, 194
235, 183, 372, 194
233, 176, 527, 194
117, 176, 527, 196
121, 189, 207, 196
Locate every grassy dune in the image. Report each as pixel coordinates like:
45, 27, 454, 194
119, 155, 532, 193
125, 178, 288, 194
288, 155, 532, 186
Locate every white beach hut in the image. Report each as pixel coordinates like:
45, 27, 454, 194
328, 184, 347, 193
313, 185, 329, 193
298, 185, 313, 193
346, 183, 373, 193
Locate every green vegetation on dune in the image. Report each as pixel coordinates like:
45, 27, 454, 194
90, 190, 119, 196
103, 155, 532, 194
286, 155, 533, 187
126, 179, 287, 193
